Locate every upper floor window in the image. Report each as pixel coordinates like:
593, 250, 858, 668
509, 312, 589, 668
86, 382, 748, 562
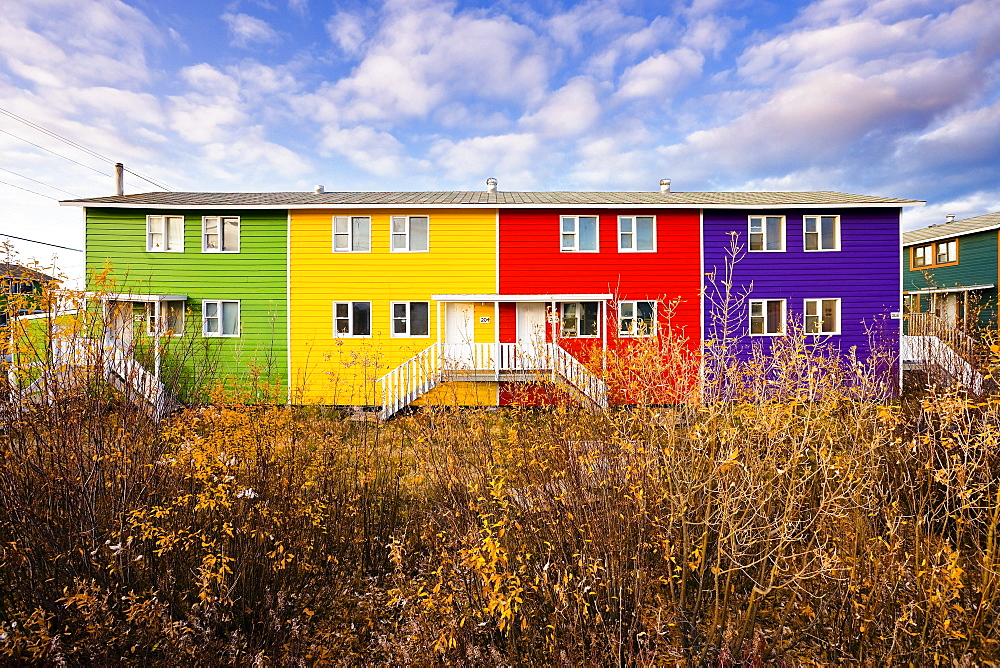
749, 216, 784, 252
618, 216, 655, 252
912, 239, 958, 268
804, 298, 840, 335
147, 215, 184, 252
561, 216, 598, 252
619, 300, 655, 337
391, 216, 429, 252
561, 301, 599, 337
333, 301, 372, 337
803, 215, 840, 251
202, 216, 239, 253
392, 301, 430, 337
749, 299, 785, 336
203, 300, 239, 337
333, 216, 372, 252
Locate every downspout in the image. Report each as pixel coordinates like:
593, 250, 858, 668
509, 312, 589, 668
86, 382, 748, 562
154, 300, 161, 380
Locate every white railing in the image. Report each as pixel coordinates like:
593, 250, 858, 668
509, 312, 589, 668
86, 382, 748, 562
16, 338, 175, 418
377, 342, 608, 418
902, 335, 985, 394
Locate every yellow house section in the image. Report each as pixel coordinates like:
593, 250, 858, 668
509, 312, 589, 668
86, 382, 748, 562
290, 208, 497, 405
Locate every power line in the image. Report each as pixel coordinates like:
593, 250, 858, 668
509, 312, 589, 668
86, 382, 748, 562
0, 233, 83, 252
0, 177, 59, 200
0, 106, 175, 191
0, 166, 80, 197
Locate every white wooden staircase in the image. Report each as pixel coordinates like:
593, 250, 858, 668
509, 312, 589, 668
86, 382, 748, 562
11, 339, 178, 418
376, 342, 608, 419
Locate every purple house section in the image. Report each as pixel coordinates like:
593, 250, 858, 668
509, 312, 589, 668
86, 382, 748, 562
702, 207, 901, 368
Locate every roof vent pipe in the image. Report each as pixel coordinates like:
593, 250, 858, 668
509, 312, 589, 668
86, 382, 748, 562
314, 185, 325, 194
114, 162, 124, 196
659, 179, 671, 193
946, 214, 955, 223
486, 177, 498, 193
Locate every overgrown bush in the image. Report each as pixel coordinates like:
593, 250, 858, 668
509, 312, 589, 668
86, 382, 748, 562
3, 318, 1000, 664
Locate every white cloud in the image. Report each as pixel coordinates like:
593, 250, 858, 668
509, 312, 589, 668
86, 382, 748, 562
320, 126, 412, 177
521, 77, 602, 137
430, 133, 540, 185
617, 48, 704, 99
221, 13, 281, 49
326, 11, 366, 55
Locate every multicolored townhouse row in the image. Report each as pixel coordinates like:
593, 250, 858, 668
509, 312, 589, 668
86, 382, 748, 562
63, 187, 921, 414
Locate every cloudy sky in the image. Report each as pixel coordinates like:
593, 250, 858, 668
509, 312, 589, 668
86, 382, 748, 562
1, 0, 999, 279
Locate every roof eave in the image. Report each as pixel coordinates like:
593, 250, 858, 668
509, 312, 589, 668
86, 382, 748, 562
61, 201, 924, 210
903, 224, 1000, 247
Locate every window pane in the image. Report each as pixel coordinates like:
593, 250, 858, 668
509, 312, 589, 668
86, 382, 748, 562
206, 302, 218, 319
391, 217, 406, 233
352, 217, 370, 251
750, 302, 762, 318
334, 234, 349, 251
410, 302, 429, 336
821, 217, 836, 249
804, 217, 817, 233
620, 218, 633, 233
335, 303, 348, 319
393, 314, 407, 334
353, 302, 371, 336
392, 234, 407, 250
221, 302, 238, 335
409, 217, 428, 251
334, 217, 349, 235
562, 234, 575, 249
167, 217, 183, 250
637, 301, 654, 322
562, 217, 575, 233
581, 302, 599, 336
765, 217, 781, 250
636, 217, 654, 250
750, 316, 763, 335
223, 218, 239, 251
804, 233, 818, 251
749, 218, 763, 234
579, 217, 597, 251
766, 300, 782, 333
822, 300, 837, 332
204, 217, 219, 235
621, 302, 634, 318
749, 233, 763, 251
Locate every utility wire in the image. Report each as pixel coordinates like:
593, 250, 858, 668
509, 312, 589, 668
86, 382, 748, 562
0, 233, 82, 252
0, 177, 59, 200
0, 166, 80, 197
0, 106, 175, 191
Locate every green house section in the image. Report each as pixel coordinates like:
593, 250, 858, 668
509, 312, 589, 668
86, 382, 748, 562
85, 207, 288, 402
904, 229, 998, 333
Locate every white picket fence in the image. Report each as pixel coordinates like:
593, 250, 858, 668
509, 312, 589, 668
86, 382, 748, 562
377, 342, 608, 419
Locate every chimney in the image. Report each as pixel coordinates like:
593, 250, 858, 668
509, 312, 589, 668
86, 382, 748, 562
659, 179, 671, 193
486, 177, 498, 193
946, 214, 955, 223
314, 185, 325, 194
114, 162, 124, 196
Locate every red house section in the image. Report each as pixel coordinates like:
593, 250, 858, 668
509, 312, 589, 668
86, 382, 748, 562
498, 208, 702, 405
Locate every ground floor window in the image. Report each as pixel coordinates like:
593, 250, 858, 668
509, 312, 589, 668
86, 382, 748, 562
619, 300, 655, 336
804, 298, 840, 335
147, 301, 185, 336
333, 301, 371, 337
392, 301, 429, 337
561, 302, 600, 337
749, 299, 785, 335
203, 300, 239, 337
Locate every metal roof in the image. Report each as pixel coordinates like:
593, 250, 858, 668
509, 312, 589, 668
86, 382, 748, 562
60, 190, 923, 210
903, 211, 1000, 246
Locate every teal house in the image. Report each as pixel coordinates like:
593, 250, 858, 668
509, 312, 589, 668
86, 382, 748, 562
902, 211, 1000, 390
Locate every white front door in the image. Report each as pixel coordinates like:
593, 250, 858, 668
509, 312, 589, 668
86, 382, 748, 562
516, 302, 547, 368
104, 301, 135, 350
444, 302, 475, 368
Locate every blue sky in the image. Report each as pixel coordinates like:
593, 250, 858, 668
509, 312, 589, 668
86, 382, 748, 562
1, 0, 999, 279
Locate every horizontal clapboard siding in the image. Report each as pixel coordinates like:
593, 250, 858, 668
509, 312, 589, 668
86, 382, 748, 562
84, 207, 288, 399
703, 208, 902, 359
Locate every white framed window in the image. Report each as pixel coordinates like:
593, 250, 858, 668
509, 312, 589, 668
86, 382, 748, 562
146, 215, 184, 252
202, 300, 240, 337
561, 302, 600, 337
804, 298, 840, 335
561, 215, 599, 252
749, 299, 785, 336
391, 301, 430, 337
749, 216, 785, 252
147, 301, 185, 337
202, 216, 240, 253
619, 300, 655, 336
333, 216, 372, 252
390, 216, 429, 252
803, 215, 840, 251
618, 216, 655, 252
333, 301, 372, 337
